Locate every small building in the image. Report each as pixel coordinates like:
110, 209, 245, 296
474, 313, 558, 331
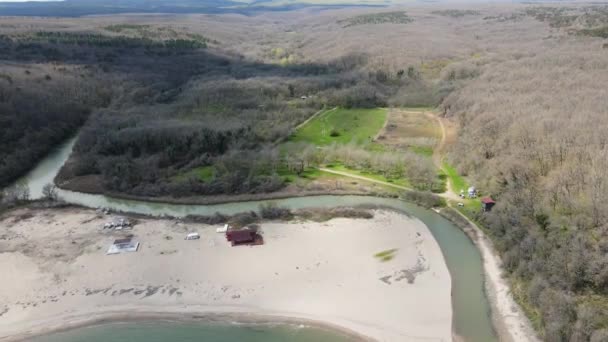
481, 197, 496, 212
226, 229, 263, 246
468, 186, 477, 198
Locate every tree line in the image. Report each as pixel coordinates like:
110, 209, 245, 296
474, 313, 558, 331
444, 36, 608, 341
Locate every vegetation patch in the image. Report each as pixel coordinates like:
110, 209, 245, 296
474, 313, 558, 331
376, 109, 439, 154
290, 108, 387, 146
294, 207, 374, 222
403, 191, 446, 209
276, 167, 324, 183
577, 26, 608, 38
339, 11, 413, 27
442, 162, 468, 194
29, 31, 206, 49
173, 166, 214, 182
410, 145, 433, 157
104, 24, 151, 33
325, 163, 411, 188
419, 59, 451, 79
374, 248, 398, 262
431, 10, 480, 18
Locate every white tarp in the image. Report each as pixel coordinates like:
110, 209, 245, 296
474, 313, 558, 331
107, 241, 140, 255
216, 224, 228, 233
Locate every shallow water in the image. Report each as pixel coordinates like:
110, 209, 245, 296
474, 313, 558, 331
30, 321, 354, 342
17, 138, 497, 342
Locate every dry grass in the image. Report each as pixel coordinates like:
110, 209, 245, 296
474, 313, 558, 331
377, 109, 440, 154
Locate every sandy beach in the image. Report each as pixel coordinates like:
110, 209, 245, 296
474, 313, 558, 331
0, 207, 452, 342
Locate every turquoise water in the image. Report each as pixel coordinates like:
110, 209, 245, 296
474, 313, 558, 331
30, 322, 354, 342
16, 138, 497, 342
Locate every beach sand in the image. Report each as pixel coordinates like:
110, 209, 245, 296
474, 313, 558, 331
0, 207, 452, 342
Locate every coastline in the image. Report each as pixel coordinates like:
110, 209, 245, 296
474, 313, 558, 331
0, 208, 452, 342
6, 186, 539, 342
1, 308, 372, 342
2, 193, 540, 342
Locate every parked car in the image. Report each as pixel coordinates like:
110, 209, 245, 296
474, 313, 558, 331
185, 232, 200, 240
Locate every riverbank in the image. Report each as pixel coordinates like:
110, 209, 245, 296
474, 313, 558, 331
54, 153, 399, 206
0, 207, 452, 342
439, 208, 540, 342
57, 181, 392, 206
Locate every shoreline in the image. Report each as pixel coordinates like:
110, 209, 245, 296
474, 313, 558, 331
2, 196, 539, 342
4, 191, 538, 342
0, 208, 452, 342
56, 180, 399, 206
438, 208, 540, 342
0, 308, 372, 342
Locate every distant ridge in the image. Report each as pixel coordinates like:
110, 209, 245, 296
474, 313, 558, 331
0, 0, 386, 17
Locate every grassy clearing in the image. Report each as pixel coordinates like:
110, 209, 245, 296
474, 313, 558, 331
443, 162, 467, 194
174, 165, 330, 185
442, 162, 483, 216
410, 145, 434, 157
378, 108, 440, 156
276, 167, 325, 183
325, 163, 411, 188
374, 248, 398, 262
172, 166, 214, 182
290, 108, 387, 146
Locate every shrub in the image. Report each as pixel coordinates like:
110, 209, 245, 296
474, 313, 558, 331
259, 203, 293, 220
228, 211, 259, 229
402, 190, 446, 208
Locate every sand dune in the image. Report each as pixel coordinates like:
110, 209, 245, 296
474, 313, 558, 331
0, 207, 451, 341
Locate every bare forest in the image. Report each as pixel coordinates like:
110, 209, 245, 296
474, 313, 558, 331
3, 3, 608, 340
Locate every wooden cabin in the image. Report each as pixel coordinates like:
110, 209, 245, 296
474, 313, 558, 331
481, 197, 496, 212
226, 229, 260, 246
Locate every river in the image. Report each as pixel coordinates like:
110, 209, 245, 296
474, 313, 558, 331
13, 138, 497, 342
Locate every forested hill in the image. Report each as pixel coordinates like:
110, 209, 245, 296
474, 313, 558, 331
1, 19, 439, 197
442, 6, 608, 341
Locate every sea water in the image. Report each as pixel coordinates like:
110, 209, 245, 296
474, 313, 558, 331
30, 321, 354, 342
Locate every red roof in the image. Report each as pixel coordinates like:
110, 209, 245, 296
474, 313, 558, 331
481, 197, 496, 204
226, 230, 256, 243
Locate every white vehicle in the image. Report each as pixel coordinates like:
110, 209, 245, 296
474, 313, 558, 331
185, 232, 200, 240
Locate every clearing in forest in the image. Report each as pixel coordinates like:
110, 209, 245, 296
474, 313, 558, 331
376, 108, 440, 156
290, 108, 387, 146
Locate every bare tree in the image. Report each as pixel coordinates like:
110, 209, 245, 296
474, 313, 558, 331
42, 183, 58, 201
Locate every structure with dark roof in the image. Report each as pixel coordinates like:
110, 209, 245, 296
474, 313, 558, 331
481, 197, 496, 212
226, 229, 263, 246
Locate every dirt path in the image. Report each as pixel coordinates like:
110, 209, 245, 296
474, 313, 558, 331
294, 107, 337, 131
426, 111, 540, 342
426, 111, 446, 169
423, 111, 461, 202
318, 168, 413, 191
